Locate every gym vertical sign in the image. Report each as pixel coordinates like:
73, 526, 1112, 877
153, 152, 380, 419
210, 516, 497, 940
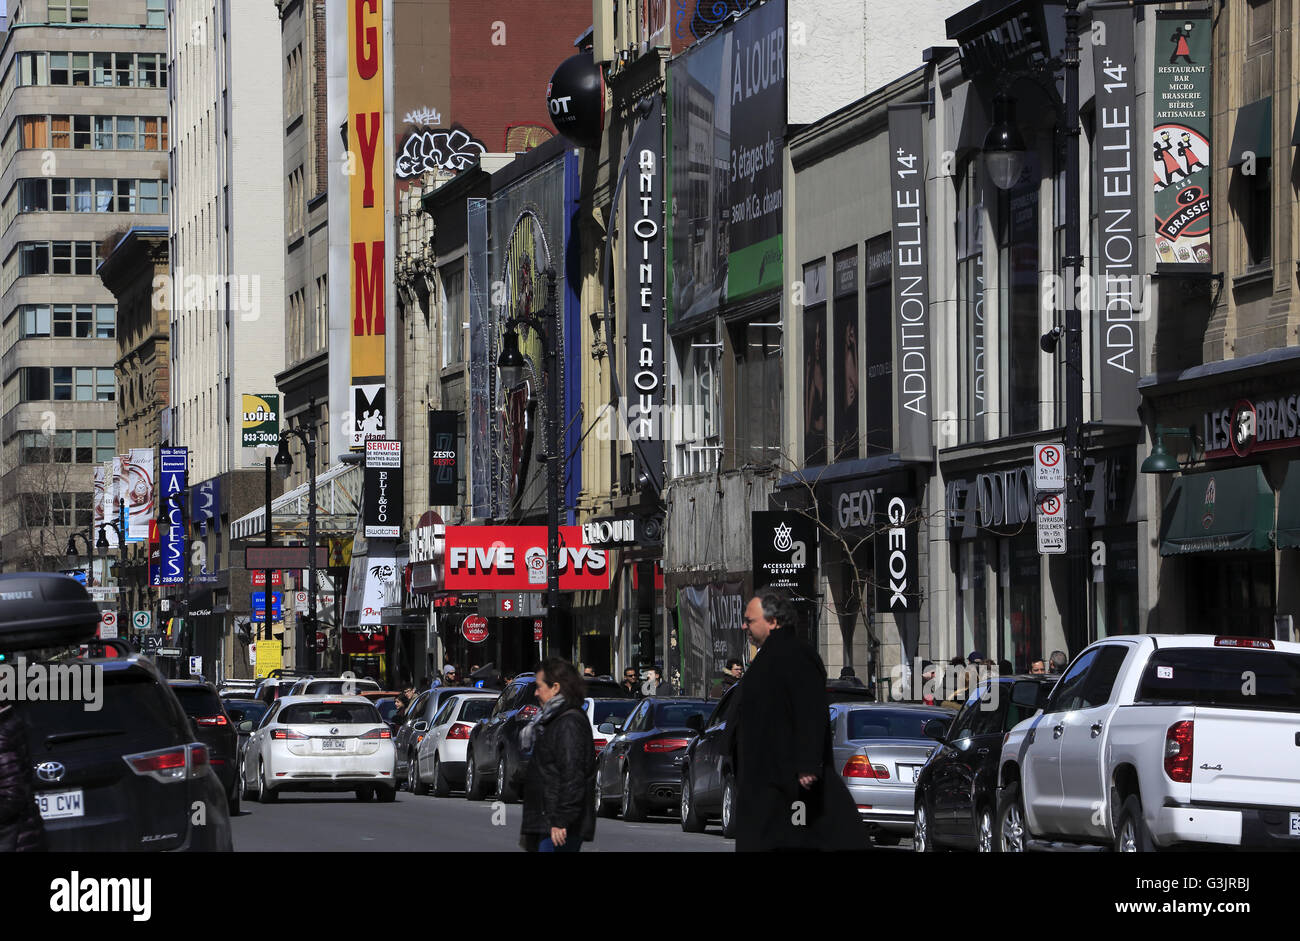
349, 0, 386, 448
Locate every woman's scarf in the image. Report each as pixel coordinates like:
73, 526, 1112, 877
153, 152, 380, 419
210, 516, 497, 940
519, 693, 568, 753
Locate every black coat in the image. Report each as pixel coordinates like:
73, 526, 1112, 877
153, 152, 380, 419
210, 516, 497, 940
520, 700, 597, 841
0, 705, 46, 852
731, 629, 867, 852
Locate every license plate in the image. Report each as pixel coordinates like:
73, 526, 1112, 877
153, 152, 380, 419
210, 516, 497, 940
36, 788, 84, 820
1290, 812, 1300, 836
899, 765, 921, 783
322, 738, 346, 751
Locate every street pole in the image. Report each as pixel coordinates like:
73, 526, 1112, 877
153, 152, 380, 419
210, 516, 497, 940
1062, 0, 1088, 658
544, 267, 561, 660
264, 456, 273, 643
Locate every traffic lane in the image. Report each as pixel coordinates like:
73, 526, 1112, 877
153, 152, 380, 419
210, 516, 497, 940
230, 794, 734, 852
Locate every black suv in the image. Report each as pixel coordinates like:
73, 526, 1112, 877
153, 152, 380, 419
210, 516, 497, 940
26, 655, 233, 851
465, 674, 633, 803
169, 680, 240, 815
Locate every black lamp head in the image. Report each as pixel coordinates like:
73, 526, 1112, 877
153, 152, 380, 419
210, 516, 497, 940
983, 94, 1027, 191
497, 325, 527, 389
274, 433, 293, 480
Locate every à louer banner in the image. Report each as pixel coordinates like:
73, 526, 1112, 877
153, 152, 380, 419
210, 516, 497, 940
1153, 10, 1212, 266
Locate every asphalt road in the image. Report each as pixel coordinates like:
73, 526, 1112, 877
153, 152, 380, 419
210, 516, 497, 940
230, 788, 736, 852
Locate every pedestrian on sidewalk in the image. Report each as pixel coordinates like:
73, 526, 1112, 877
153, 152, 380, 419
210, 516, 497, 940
519, 658, 596, 853
621, 667, 641, 698
0, 703, 46, 852
643, 666, 673, 697
709, 658, 743, 699
731, 588, 866, 852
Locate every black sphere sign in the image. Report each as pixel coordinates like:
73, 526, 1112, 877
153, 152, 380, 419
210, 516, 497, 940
547, 51, 604, 149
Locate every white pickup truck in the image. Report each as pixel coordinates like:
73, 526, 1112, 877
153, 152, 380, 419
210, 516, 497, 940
997, 634, 1300, 851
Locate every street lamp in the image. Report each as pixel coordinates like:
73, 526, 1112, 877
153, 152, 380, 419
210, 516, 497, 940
495, 266, 562, 655
275, 425, 318, 672
978, 0, 1088, 657
1141, 425, 1199, 475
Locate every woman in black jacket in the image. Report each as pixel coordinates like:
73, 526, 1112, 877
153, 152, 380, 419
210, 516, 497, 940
519, 658, 596, 853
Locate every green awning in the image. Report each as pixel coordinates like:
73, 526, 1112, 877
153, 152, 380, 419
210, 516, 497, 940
1276, 463, 1300, 548
1159, 466, 1274, 556
1228, 97, 1272, 167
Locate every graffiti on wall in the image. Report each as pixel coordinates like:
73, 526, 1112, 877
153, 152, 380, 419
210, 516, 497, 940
395, 126, 486, 178
402, 106, 443, 127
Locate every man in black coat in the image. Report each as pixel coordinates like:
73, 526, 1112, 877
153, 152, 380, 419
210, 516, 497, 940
0, 703, 46, 852
731, 588, 867, 852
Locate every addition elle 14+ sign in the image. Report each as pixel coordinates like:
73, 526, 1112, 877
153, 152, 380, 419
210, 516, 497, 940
363, 440, 403, 539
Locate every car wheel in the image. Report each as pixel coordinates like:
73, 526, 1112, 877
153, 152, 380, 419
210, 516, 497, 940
720, 774, 737, 839
431, 755, 451, 798
680, 772, 706, 833
239, 757, 256, 801
595, 776, 618, 819
376, 785, 397, 803
465, 749, 487, 801
258, 761, 278, 803
410, 756, 430, 796
496, 753, 519, 803
1114, 794, 1156, 852
997, 781, 1027, 852
620, 767, 646, 822
914, 798, 937, 852
228, 782, 240, 817
355, 786, 375, 802
977, 805, 996, 853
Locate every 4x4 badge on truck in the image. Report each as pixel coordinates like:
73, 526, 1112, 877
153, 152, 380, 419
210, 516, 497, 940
1199, 763, 1222, 771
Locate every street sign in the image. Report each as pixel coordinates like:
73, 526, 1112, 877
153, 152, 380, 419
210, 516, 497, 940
251, 569, 283, 588
248, 644, 257, 666
141, 633, 162, 655
245, 546, 329, 570
1037, 493, 1067, 555
132, 611, 152, 632
156, 647, 182, 657
1034, 443, 1065, 492
189, 656, 203, 676
98, 610, 118, 640
295, 591, 308, 614
252, 591, 284, 620
533, 618, 543, 643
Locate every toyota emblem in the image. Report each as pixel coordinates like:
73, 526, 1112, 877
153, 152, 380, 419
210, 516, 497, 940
35, 761, 65, 783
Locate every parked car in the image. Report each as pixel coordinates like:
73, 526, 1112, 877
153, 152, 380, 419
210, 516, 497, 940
168, 680, 241, 815
464, 675, 538, 802
393, 686, 484, 787
223, 698, 269, 800
679, 683, 739, 836
828, 702, 956, 846
370, 696, 401, 731
240, 695, 396, 802
254, 678, 302, 706
997, 634, 1300, 852
596, 698, 714, 821
913, 674, 1054, 852
583, 697, 638, 754
288, 676, 382, 697
410, 693, 498, 796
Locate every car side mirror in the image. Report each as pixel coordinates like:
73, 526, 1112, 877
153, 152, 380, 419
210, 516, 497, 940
597, 722, 616, 735
238, 720, 254, 734
413, 720, 428, 733
685, 714, 704, 734
1011, 683, 1045, 710
922, 717, 949, 742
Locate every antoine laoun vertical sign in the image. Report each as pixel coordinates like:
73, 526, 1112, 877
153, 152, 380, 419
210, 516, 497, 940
349, 0, 387, 449
888, 104, 932, 462
1152, 10, 1212, 268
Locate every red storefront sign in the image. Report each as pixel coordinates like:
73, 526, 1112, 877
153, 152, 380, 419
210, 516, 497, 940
462, 615, 489, 644
443, 526, 610, 591
251, 570, 283, 587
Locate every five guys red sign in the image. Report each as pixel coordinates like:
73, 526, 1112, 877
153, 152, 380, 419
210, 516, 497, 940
443, 526, 609, 590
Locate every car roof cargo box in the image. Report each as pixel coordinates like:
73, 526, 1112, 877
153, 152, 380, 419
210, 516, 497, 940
0, 573, 100, 653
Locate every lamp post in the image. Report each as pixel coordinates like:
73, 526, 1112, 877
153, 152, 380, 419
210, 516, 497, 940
496, 267, 561, 654
980, 0, 1088, 657
275, 425, 318, 672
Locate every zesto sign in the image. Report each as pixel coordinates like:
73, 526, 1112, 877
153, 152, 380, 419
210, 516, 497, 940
443, 526, 609, 591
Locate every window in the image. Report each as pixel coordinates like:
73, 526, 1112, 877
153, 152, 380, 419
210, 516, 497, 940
19, 305, 52, 338
1072, 646, 1130, 711
1003, 156, 1041, 436
831, 247, 859, 462
48, 0, 89, 23
137, 54, 164, 88
53, 367, 73, 399
17, 52, 47, 86
115, 178, 137, 212
51, 241, 72, 274
440, 265, 465, 367
73, 115, 91, 149
96, 306, 115, 338
18, 179, 48, 212
733, 318, 781, 466
20, 367, 50, 401
74, 178, 92, 213
147, 0, 165, 27
801, 259, 828, 465
19, 242, 49, 275
1043, 649, 1097, 714
956, 164, 986, 444
49, 52, 68, 85
1242, 160, 1271, 269
93, 116, 114, 150
96, 178, 113, 211
115, 116, 136, 151
52, 304, 73, 335
674, 327, 721, 476
50, 116, 69, 148
92, 52, 113, 86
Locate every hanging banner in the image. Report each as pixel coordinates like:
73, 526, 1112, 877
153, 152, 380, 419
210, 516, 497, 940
624, 95, 666, 491
874, 489, 920, 616
751, 510, 818, 601
428, 410, 459, 506
1153, 10, 1212, 267
348, 0, 387, 449
157, 447, 187, 586
126, 448, 155, 542
887, 104, 932, 461
363, 440, 403, 539
1093, 5, 1141, 422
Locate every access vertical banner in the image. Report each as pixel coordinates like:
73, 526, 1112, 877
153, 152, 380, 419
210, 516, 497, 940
1093, 5, 1141, 422
349, 0, 387, 448
888, 104, 932, 461
157, 447, 187, 586
624, 95, 666, 491
1153, 10, 1212, 267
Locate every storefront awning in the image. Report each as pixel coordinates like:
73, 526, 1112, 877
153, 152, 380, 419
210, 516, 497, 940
1159, 466, 1273, 556
1228, 96, 1272, 167
1274, 464, 1300, 549
230, 463, 362, 540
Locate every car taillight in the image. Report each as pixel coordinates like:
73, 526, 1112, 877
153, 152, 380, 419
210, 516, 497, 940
360, 727, 391, 740
124, 744, 207, 783
594, 738, 608, 752
519, 705, 539, 720
643, 738, 690, 753
842, 754, 890, 779
1164, 720, 1194, 783
194, 714, 228, 727
272, 728, 309, 740
447, 723, 472, 740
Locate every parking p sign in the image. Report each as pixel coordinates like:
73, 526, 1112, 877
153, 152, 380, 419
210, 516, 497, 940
1034, 444, 1065, 491
1037, 493, 1067, 555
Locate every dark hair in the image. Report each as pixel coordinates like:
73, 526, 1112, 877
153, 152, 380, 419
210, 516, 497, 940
998, 659, 1013, 674
538, 657, 586, 703
1049, 650, 1068, 669
949, 656, 965, 667
755, 587, 798, 630
839, 666, 856, 678
726, 658, 742, 670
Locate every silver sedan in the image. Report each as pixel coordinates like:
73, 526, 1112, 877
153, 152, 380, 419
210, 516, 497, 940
829, 702, 955, 847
